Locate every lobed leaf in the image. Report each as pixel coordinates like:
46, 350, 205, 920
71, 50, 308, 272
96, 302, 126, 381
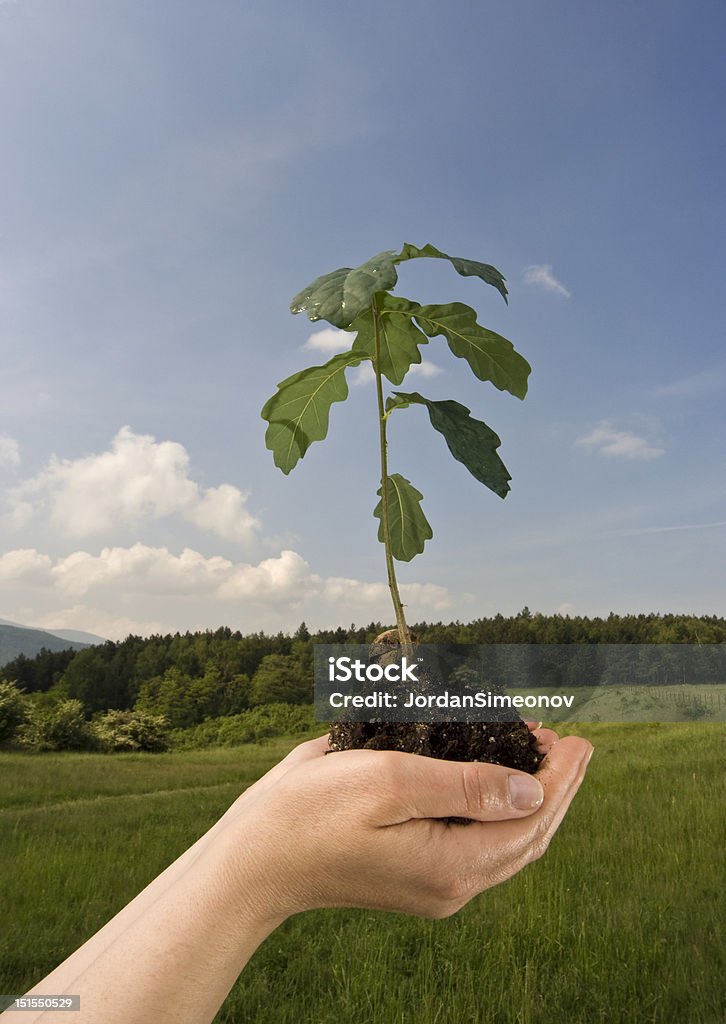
395, 242, 508, 303
351, 295, 429, 385
373, 473, 433, 562
290, 251, 399, 329
289, 242, 508, 330
413, 302, 530, 399
261, 350, 364, 474
388, 392, 511, 498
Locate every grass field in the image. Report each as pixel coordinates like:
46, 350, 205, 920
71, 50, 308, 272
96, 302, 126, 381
507, 684, 726, 723
1, 724, 724, 1023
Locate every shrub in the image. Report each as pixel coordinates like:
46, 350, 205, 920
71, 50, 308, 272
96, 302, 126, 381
171, 703, 317, 749
92, 709, 170, 752
0, 679, 27, 744
17, 699, 95, 752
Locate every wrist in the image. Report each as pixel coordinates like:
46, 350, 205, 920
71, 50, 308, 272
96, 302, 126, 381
208, 821, 295, 937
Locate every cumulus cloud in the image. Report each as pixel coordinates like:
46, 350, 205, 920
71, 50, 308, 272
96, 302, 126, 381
184, 484, 260, 544
0, 543, 454, 639
7, 427, 259, 543
0, 548, 53, 582
322, 577, 451, 610
0, 544, 315, 602
303, 327, 355, 353
216, 549, 316, 601
523, 264, 571, 299
50, 544, 234, 597
577, 421, 664, 460
408, 361, 442, 378
0, 436, 20, 468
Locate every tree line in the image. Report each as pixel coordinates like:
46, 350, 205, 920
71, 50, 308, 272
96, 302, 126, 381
1, 612, 724, 751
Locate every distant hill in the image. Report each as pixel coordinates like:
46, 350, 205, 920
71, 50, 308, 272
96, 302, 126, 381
0, 624, 92, 667
40, 627, 107, 646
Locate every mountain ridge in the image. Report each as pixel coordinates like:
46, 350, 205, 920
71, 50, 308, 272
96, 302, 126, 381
0, 622, 98, 668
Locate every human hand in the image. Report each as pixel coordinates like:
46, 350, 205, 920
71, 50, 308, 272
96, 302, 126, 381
214, 726, 593, 923
2, 727, 591, 1024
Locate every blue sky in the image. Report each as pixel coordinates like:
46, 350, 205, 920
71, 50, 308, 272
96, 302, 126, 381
1, 0, 724, 640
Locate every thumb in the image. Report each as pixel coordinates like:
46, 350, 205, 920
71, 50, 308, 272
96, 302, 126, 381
379, 752, 544, 824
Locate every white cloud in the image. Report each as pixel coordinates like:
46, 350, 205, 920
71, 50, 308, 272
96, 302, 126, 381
302, 328, 441, 380
0, 436, 20, 468
184, 483, 259, 544
1, 544, 314, 603
0, 549, 53, 582
322, 577, 451, 610
50, 544, 234, 598
523, 264, 571, 299
577, 421, 664, 460
7, 427, 259, 544
301, 325, 443, 389
407, 361, 443, 379
0, 543, 454, 640
303, 327, 355, 353
216, 549, 315, 601
351, 364, 375, 386
350, 360, 442, 387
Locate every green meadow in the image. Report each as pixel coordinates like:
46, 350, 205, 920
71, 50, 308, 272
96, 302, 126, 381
507, 683, 726, 723
1, 724, 724, 1024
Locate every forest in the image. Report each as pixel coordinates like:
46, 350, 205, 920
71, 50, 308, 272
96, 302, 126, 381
1, 611, 724, 752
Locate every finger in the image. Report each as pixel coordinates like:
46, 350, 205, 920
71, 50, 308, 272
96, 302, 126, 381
369, 750, 546, 825
538, 735, 593, 782
532, 727, 559, 754
496, 739, 593, 883
504, 736, 593, 860
474, 746, 592, 893
525, 721, 559, 756
448, 736, 593, 863
544, 750, 590, 835
531, 737, 593, 841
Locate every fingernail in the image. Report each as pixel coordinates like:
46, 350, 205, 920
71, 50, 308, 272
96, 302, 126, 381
508, 774, 544, 810
584, 745, 595, 765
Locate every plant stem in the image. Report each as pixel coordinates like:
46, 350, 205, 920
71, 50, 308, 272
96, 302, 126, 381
372, 297, 412, 647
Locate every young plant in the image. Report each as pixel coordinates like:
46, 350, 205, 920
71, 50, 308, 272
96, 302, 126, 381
261, 243, 531, 645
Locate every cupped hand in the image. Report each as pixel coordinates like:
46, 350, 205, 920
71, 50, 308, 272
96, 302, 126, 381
215, 725, 593, 923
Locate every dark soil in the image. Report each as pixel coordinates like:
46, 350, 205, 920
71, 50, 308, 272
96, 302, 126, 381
327, 630, 543, 822
328, 718, 541, 774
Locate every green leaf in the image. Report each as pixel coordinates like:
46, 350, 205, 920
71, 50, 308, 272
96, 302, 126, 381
389, 392, 512, 498
413, 302, 530, 399
351, 295, 429, 385
289, 242, 508, 329
290, 251, 399, 329
373, 473, 433, 562
395, 242, 508, 304
261, 350, 364, 474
